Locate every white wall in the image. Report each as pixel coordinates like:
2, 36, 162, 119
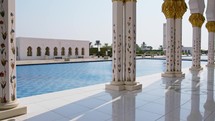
16, 37, 89, 60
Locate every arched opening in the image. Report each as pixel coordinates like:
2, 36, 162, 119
27, 46, 32, 56
54, 47, 58, 56
45, 47, 50, 56
68, 47, 72, 56
61, 47, 65, 56
16, 47, 18, 56
37, 47, 41, 56
75, 47, 78, 56
81, 48, 84, 56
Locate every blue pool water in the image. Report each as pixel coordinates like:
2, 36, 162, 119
16, 59, 199, 98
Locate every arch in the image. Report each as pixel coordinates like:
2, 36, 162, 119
16, 47, 18, 56
37, 47, 41, 56
45, 47, 50, 56
68, 47, 72, 56
75, 47, 78, 56
54, 47, 58, 56
27, 46, 32, 56
81, 48, 85, 56
61, 47, 65, 56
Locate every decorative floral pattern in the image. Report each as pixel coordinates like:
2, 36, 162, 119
111, 1, 137, 85
126, 16, 136, 82
191, 30, 201, 68
208, 33, 214, 65
112, 23, 123, 82
165, 20, 184, 73
0, 0, 16, 103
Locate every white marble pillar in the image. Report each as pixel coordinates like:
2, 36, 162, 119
0, 0, 26, 120
187, 71, 202, 121
164, 19, 175, 75
206, 0, 215, 67
204, 67, 215, 121
106, 0, 124, 91
162, 0, 186, 77
189, 0, 205, 70
175, 19, 182, 73
191, 27, 202, 69
106, 0, 141, 91
174, 0, 187, 76
124, 0, 142, 91
207, 31, 215, 66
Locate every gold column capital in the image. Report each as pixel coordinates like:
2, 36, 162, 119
162, 0, 176, 19
206, 21, 215, 32
189, 13, 205, 28
175, 0, 187, 19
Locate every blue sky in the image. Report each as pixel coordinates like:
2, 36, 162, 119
16, 0, 209, 49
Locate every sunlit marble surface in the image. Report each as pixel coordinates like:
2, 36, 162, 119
3, 65, 215, 121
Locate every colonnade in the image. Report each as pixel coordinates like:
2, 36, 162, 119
161, 0, 215, 77
1, 0, 215, 120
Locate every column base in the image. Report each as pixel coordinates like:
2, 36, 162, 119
105, 84, 125, 91
161, 72, 185, 78
0, 105, 27, 120
125, 83, 142, 91
189, 67, 203, 71
106, 82, 142, 91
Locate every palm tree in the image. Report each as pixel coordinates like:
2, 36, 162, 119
95, 40, 101, 57
141, 42, 147, 50
89, 42, 92, 48
159, 45, 163, 50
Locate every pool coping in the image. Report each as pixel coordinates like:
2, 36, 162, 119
16, 56, 208, 66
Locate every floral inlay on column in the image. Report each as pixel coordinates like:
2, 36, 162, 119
0, 0, 16, 103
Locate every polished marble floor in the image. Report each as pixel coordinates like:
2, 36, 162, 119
3, 65, 215, 121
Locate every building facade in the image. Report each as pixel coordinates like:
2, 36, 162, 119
16, 37, 90, 60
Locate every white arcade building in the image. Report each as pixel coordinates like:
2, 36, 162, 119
16, 37, 90, 60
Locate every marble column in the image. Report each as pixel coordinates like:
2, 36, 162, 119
124, 0, 142, 91
189, 0, 205, 71
106, 0, 124, 91
106, 0, 142, 91
174, 1, 187, 76
206, 27, 215, 66
0, 0, 26, 120
204, 67, 215, 121
187, 71, 202, 121
206, 0, 215, 67
162, 0, 187, 77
